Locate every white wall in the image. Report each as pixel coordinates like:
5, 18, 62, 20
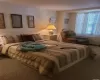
55, 11, 77, 35
56, 11, 69, 32
56, 11, 64, 34
0, 2, 56, 36
56, 11, 70, 41
63, 13, 69, 30
68, 13, 77, 31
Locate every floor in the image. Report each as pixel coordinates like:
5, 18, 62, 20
53, 57, 100, 80
0, 56, 100, 80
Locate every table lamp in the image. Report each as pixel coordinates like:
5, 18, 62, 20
46, 24, 56, 36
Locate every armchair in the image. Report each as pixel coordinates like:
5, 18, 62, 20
61, 30, 89, 45
61, 30, 76, 43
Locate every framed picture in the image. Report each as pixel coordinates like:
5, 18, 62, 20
0, 13, 5, 29
11, 14, 23, 28
27, 16, 35, 28
49, 17, 56, 24
64, 19, 69, 24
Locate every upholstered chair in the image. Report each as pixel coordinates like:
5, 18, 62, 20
61, 30, 77, 43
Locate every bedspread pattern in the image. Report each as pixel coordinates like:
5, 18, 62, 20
1, 42, 89, 76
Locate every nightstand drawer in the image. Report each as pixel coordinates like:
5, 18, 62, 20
42, 35, 50, 40
50, 35, 57, 41
42, 35, 57, 41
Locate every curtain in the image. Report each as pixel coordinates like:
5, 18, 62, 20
75, 12, 100, 35
93, 13, 100, 35
75, 13, 85, 34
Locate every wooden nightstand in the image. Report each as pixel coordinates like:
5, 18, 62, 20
50, 35, 57, 41
0, 45, 2, 53
42, 35, 57, 41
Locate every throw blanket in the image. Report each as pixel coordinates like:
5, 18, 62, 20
19, 42, 46, 52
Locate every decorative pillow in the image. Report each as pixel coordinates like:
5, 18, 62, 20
17, 35, 23, 42
32, 34, 42, 41
1, 36, 16, 44
21, 34, 35, 42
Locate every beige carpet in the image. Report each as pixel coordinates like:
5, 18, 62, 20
0, 58, 48, 80
53, 57, 100, 80
0, 57, 100, 80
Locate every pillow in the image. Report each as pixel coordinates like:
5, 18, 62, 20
1, 36, 16, 44
32, 34, 42, 41
21, 34, 35, 42
17, 35, 23, 42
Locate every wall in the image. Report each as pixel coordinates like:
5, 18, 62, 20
68, 13, 77, 31
56, 11, 69, 32
56, 11, 70, 41
55, 11, 77, 37
63, 13, 69, 30
56, 11, 65, 34
0, 2, 56, 36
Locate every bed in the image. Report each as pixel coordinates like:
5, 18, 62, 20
1, 39, 90, 76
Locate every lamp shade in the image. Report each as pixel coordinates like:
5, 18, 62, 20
46, 24, 56, 30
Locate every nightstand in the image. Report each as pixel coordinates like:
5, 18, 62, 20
0, 45, 2, 53
42, 35, 57, 41
50, 35, 57, 41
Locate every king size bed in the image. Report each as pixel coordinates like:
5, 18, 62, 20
1, 34, 90, 77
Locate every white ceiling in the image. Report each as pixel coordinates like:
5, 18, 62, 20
0, 0, 100, 10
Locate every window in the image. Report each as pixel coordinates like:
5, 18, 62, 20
75, 12, 100, 35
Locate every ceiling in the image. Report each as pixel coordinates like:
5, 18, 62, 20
0, 0, 100, 10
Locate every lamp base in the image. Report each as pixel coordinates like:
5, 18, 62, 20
49, 30, 53, 36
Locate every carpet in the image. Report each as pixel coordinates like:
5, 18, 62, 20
0, 57, 100, 80
52, 57, 100, 80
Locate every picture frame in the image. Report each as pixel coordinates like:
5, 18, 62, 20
27, 16, 35, 28
64, 19, 69, 24
0, 13, 5, 29
11, 14, 23, 28
49, 17, 56, 24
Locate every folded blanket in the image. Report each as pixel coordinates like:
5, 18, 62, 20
19, 42, 46, 52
